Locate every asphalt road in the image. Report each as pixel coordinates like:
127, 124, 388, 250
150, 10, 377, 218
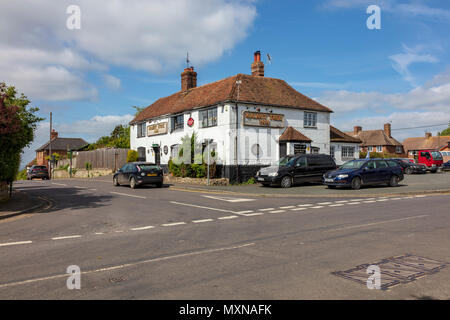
1, 178, 450, 299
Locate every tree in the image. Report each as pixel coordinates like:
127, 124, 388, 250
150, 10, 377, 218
127, 150, 138, 162
87, 125, 130, 150
440, 126, 450, 136
0, 82, 43, 186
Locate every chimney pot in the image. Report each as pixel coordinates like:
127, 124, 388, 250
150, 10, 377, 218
425, 132, 432, 139
354, 126, 362, 135
51, 129, 58, 140
384, 123, 391, 137
181, 66, 197, 91
251, 50, 264, 77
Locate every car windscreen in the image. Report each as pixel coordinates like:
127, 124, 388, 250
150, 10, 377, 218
34, 166, 47, 170
339, 160, 365, 169
137, 164, 160, 171
431, 151, 443, 160
278, 156, 295, 167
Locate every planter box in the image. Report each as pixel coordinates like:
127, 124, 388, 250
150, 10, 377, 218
164, 175, 229, 186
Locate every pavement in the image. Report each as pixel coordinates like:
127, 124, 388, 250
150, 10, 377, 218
0, 177, 449, 299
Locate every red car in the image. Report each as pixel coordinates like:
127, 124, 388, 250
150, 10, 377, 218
415, 150, 443, 173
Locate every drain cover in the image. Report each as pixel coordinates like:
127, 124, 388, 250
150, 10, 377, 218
332, 254, 450, 290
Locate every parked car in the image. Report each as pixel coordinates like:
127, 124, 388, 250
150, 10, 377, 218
113, 162, 163, 189
27, 165, 49, 180
389, 158, 427, 174
415, 150, 443, 173
256, 154, 337, 188
323, 159, 404, 190
443, 160, 450, 171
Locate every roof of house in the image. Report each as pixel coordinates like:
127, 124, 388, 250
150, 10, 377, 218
403, 136, 450, 152
330, 126, 362, 143
278, 126, 312, 142
344, 129, 402, 147
130, 73, 333, 124
36, 138, 88, 152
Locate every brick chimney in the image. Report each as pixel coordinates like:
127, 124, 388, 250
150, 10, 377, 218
384, 123, 391, 137
425, 132, 432, 139
51, 129, 58, 140
251, 51, 264, 77
353, 126, 362, 135
181, 67, 197, 92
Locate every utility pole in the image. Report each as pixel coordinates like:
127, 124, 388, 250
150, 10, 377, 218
49, 112, 52, 180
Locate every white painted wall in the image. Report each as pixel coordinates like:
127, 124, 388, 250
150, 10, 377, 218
130, 103, 331, 166
331, 142, 361, 165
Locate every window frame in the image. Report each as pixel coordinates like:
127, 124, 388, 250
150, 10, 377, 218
303, 112, 317, 128
171, 115, 184, 132
137, 123, 146, 138
342, 146, 355, 159
376, 145, 383, 152
396, 145, 403, 154
199, 107, 218, 128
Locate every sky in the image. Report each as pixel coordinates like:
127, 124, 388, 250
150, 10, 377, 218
1, 0, 450, 167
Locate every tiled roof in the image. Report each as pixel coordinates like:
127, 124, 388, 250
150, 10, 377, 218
36, 138, 88, 152
131, 74, 332, 124
344, 129, 402, 147
278, 126, 312, 142
403, 136, 450, 152
330, 126, 362, 143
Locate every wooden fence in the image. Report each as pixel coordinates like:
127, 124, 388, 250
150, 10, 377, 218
57, 148, 129, 170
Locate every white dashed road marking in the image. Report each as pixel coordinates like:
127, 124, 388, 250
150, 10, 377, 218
290, 207, 308, 211
162, 222, 186, 227
192, 219, 214, 223
51, 183, 67, 186
259, 208, 275, 211
318, 202, 332, 205
218, 216, 239, 220
347, 202, 361, 205
298, 204, 313, 207
110, 192, 146, 199
326, 215, 429, 232
52, 235, 82, 240
245, 212, 265, 216
279, 206, 296, 209
0, 241, 33, 247
311, 206, 324, 209
269, 210, 286, 214
329, 204, 344, 207
131, 226, 155, 231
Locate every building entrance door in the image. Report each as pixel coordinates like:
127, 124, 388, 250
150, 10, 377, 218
153, 146, 161, 165
279, 143, 287, 158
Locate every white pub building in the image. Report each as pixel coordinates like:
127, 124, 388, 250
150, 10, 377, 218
130, 51, 342, 182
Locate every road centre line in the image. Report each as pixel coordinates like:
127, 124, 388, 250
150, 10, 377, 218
0, 241, 33, 247
0, 243, 255, 289
279, 206, 296, 209
347, 202, 361, 205
326, 215, 429, 232
329, 204, 344, 207
334, 200, 349, 203
269, 210, 286, 213
363, 200, 377, 203
52, 235, 82, 240
298, 204, 313, 207
51, 183, 67, 186
235, 210, 254, 214
244, 212, 265, 216
218, 216, 239, 220
311, 206, 324, 209
192, 219, 214, 223
259, 208, 275, 211
162, 222, 186, 227
131, 226, 155, 231
317, 202, 332, 205
170, 201, 239, 215
110, 192, 146, 199
290, 207, 308, 211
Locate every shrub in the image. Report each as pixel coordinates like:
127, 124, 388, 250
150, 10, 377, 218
127, 150, 138, 162
15, 169, 27, 181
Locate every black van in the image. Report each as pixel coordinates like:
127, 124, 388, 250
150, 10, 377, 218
256, 154, 337, 188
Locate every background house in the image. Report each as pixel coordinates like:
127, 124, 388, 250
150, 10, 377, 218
403, 132, 450, 162
345, 123, 405, 157
35, 130, 88, 167
330, 126, 362, 165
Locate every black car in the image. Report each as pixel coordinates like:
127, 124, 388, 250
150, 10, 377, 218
113, 162, 163, 189
27, 165, 49, 180
323, 159, 404, 190
390, 158, 427, 174
256, 154, 337, 188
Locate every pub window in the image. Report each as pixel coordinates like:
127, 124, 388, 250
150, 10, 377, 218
376, 145, 383, 152
171, 115, 184, 132
303, 112, 317, 128
342, 146, 355, 159
199, 107, 218, 128
137, 123, 146, 138
368, 146, 373, 152
396, 146, 403, 153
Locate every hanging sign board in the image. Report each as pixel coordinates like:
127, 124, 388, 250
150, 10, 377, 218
243, 111, 284, 128
147, 122, 168, 136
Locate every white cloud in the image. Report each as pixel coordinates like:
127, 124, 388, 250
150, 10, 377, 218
389, 44, 438, 86
21, 114, 134, 167
0, 0, 257, 102
103, 74, 121, 91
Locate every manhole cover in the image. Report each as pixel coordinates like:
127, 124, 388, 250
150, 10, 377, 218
332, 254, 450, 290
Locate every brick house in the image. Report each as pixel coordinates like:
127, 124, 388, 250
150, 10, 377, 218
345, 123, 406, 157
35, 130, 87, 167
403, 132, 450, 162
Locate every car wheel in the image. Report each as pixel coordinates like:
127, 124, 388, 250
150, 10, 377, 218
389, 175, 399, 187
113, 177, 119, 186
405, 167, 412, 174
350, 177, 361, 190
130, 177, 137, 189
280, 176, 292, 188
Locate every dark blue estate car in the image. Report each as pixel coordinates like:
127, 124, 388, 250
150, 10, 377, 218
323, 159, 404, 190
